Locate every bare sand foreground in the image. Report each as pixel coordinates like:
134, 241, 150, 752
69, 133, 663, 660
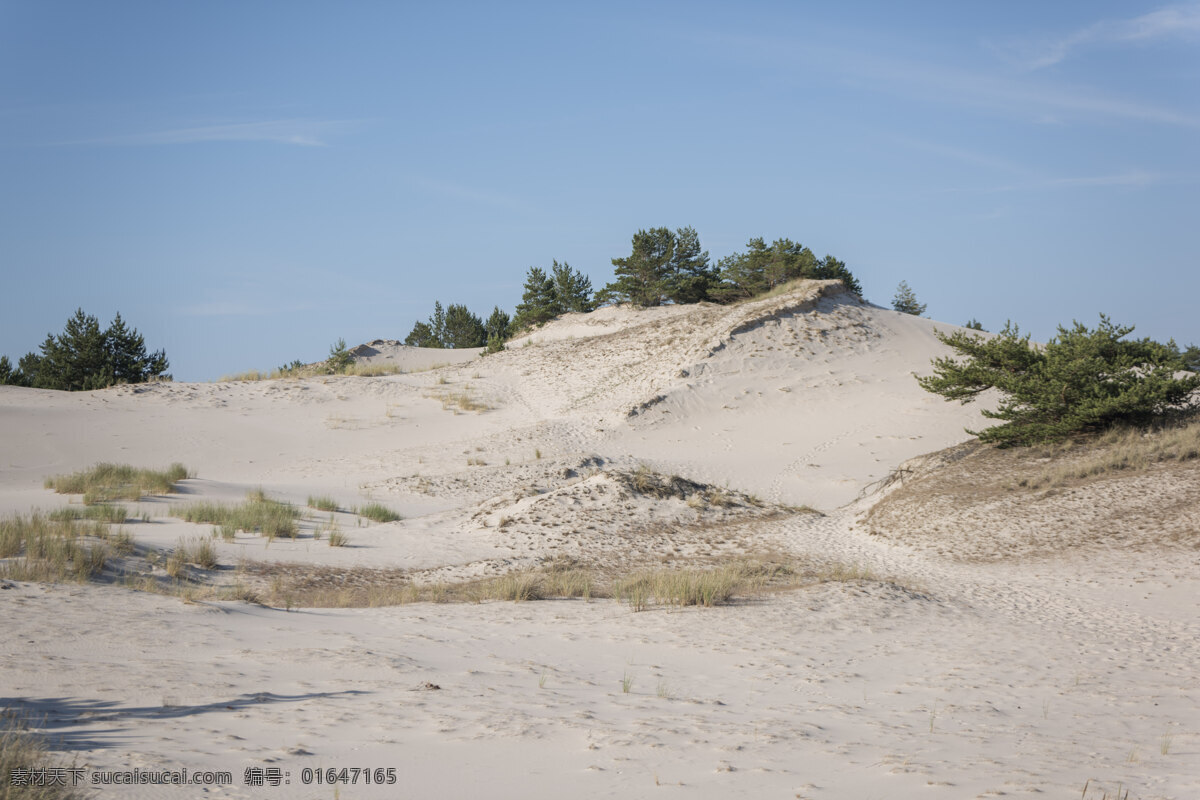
2, 281, 1197, 799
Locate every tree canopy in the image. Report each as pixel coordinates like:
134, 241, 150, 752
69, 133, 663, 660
512, 267, 559, 330
598, 227, 676, 307
598, 226, 863, 307
404, 301, 487, 348
3, 309, 169, 390
703, 237, 862, 302
918, 316, 1200, 446
443, 304, 486, 348
550, 261, 595, 314
665, 226, 718, 304
512, 261, 594, 331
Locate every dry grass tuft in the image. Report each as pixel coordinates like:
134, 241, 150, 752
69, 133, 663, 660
46, 504, 127, 524
45, 463, 190, 504
176, 536, 218, 570
1, 710, 87, 799
612, 561, 772, 610
0, 512, 115, 583
220, 362, 406, 381
1022, 419, 1200, 489
865, 416, 1200, 560
618, 466, 711, 502
425, 387, 491, 413
235, 554, 877, 610
340, 362, 405, 377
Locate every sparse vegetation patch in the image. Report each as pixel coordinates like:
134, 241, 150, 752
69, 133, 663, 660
235, 555, 888, 610
0, 512, 117, 583
307, 495, 339, 512
176, 492, 300, 540
1, 710, 87, 799
47, 504, 128, 524
45, 462, 190, 504
356, 503, 401, 523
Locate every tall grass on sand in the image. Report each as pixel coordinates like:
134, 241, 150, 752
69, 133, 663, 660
175, 491, 300, 540
45, 463, 190, 505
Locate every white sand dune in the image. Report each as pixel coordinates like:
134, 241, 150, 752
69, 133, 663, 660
1, 281, 1195, 799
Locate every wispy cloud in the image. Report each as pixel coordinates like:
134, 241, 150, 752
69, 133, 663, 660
55, 119, 357, 147
846, 47, 1200, 128
689, 29, 1200, 129
1009, 4, 1200, 70
1041, 170, 1161, 188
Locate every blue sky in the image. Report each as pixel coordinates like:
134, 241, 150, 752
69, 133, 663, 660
2, 1, 1197, 380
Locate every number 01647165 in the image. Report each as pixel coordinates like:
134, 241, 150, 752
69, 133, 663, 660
301, 767, 397, 785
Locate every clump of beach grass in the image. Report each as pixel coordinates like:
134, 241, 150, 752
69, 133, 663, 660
47, 504, 128, 524
176, 536, 218, 570
307, 495, 338, 512
490, 572, 544, 602
612, 563, 749, 610
0, 512, 115, 583
219, 368, 287, 382
356, 503, 401, 523
175, 491, 300, 540
342, 362, 404, 377
44, 463, 190, 504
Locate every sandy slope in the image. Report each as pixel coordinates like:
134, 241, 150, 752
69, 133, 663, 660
1, 281, 1196, 799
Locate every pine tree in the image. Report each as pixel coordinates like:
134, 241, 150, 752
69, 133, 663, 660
550, 261, 594, 313
665, 226, 717, 304
104, 312, 168, 384
964, 319, 985, 331
892, 281, 927, 316
0, 355, 13, 385
326, 338, 353, 373
43, 309, 111, 390
430, 301, 447, 346
811, 255, 863, 297
1182, 344, 1200, 372
16, 352, 42, 387
918, 316, 1200, 445
406, 302, 449, 348
512, 267, 560, 330
484, 306, 511, 341
443, 304, 486, 348
404, 321, 438, 348
600, 227, 674, 307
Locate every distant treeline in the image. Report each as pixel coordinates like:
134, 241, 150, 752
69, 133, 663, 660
406, 226, 864, 351
1, 308, 169, 390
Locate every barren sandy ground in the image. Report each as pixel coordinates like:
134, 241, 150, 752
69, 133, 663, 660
2, 282, 1196, 799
